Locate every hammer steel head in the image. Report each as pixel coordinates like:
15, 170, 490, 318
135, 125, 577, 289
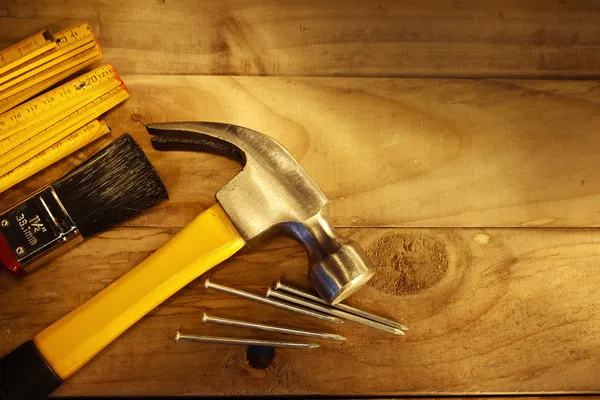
147, 122, 374, 304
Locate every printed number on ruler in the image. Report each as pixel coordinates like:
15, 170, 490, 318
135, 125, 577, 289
0, 83, 129, 156
0, 64, 119, 144
54, 22, 94, 47
0, 55, 101, 114
0, 64, 120, 139
0, 119, 109, 176
0, 71, 120, 152
0, 121, 110, 194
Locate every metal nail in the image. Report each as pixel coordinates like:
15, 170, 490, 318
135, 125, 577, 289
204, 279, 344, 324
1, 220, 8, 227
175, 331, 319, 349
202, 313, 346, 341
267, 288, 405, 336
274, 280, 408, 331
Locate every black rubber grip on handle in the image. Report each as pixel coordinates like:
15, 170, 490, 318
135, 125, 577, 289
0, 340, 62, 400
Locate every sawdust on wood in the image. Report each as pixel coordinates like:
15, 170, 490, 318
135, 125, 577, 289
366, 232, 449, 295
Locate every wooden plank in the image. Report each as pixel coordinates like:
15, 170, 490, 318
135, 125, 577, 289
50, 397, 597, 400
1, 227, 599, 396
2, 1, 600, 77
53, 394, 595, 400
3, 76, 600, 228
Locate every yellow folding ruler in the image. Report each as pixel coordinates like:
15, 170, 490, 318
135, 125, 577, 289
0, 120, 110, 193
0, 44, 103, 102
0, 57, 98, 114
0, 30, 57, 75
0, 63, 129, 191
0, 24, 127, 193
0, 64, 122, 143
0, 22, 96, 87
0, 83, 129, 170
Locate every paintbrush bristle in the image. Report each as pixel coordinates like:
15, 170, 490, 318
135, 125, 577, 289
52, 134, 168, 238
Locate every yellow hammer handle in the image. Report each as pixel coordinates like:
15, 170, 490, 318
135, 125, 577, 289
34, 204, 245, 379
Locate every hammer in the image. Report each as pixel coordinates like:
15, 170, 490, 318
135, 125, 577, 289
0, 122, 375, 400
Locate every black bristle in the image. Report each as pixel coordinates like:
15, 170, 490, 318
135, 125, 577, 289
52, 134, 168, 238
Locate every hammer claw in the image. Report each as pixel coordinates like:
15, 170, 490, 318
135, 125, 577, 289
147, 122, 246, 163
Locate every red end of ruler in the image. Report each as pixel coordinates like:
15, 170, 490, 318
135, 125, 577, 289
0, 231, 22, 274
119, 79, 129, 94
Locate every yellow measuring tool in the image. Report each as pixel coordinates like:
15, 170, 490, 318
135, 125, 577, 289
0, 30, 57, 75
0, 42, 97, 92
0, 120, 110, 194
0, 84, 129, 170
0, 22, 96, 87
0, 25, 127, 193
0, 64, 122, 142
0, 56, 99, 114
0, 44, 103, 102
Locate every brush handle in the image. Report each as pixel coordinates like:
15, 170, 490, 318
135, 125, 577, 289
0, 203, 244, 399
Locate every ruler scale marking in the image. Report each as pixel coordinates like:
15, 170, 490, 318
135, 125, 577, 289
0, 121, 111, 193
0, 78, 121, 153
0, 41, 97, 91
0, 23, 96, 86
0, 86, 129, 172
0, 82, 128, 155
0, 57, 103, 115
0, 44, 103, 102
0, 30, 57, 75
0, 64, 119, 140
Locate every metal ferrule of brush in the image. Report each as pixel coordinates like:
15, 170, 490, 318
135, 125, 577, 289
0, 186, 82, 274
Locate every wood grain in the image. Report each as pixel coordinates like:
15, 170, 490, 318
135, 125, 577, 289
2, 0, 600, 78
4, 76, 600, 228
1, 226, 599, 395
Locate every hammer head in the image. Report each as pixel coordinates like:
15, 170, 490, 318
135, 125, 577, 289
147, 122, 374, 304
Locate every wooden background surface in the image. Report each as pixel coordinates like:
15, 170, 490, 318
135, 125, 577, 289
1, 1, 600, 398
3, 0, 600, 78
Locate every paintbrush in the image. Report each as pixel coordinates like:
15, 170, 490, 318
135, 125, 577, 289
0, 134, 168, 274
